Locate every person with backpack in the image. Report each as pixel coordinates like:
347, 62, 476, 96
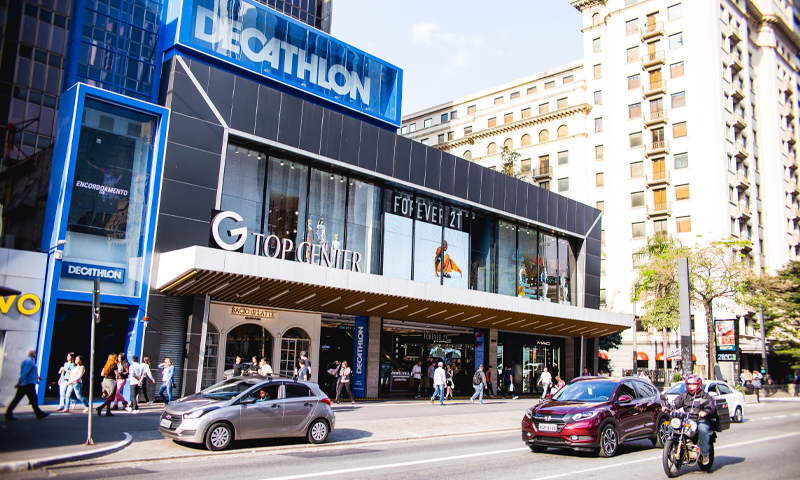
470, 365, 487, 404
752, 370, 763, 403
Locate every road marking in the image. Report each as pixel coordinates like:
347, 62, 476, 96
262, 447, 528, 480
775, 415, 788, 418
404, 431, 424, 437
761, 416, 773, 420
528, 431, 800, 480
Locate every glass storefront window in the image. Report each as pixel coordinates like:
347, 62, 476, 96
517, 226, 538, 299
280, 328, 311, 377
224, 323, 274, 372
442, 205, 469, 289
346, 179, 382, 274
382, 189, 414, 280
264, 157, 308, 261
498, 221, 517, 296
413, 195, 444, 285
539, 233, 558, 302
558, 238, 571, 305
308, 169, 347, 262
202, 324, 219, 389
469, 213, 496, 293
220, 146, 266, 255
61, 97, 157, 296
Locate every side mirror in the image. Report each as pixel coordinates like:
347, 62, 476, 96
617, 395, 632, 403
241, 397, 257, 405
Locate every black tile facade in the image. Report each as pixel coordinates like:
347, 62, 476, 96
255, 85, 281, 141
424, 149, 441, 191
230, 76, 259, 134
158, 179, 217, 221
358, 122, 379, 171
161, 143, 221, 189
467, 163, 482, 204
339, 115, 361, 166
557, 196, 567, 231
409, 142, 426, 186
207, 67, 235, 125
277, 93, 303, 148
393, 136, 412, 182
375, 128, 396, 177
453, 157, 469, 200
169, 71, 219, 124
299, 101, 323, 154
525, 184, 538, 223
439, 153, 455, 197
503, 175, 517, 214
320, 110, 343, 160
515, 181, 527, 219
168, 113, 224, 155
154, 214, 212, 254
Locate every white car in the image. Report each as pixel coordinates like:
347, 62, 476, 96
663, 380, 746, 423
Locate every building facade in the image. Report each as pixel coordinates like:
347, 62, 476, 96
403, 0, 799, 380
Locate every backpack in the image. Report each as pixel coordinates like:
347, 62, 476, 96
473, 371, 482, 386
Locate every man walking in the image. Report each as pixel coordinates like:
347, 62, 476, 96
502, 365, 518, 400
538, 367, 553, 399
582, 367, 591, 377
752, 370, 763, 403
411, 361, 423, 398
5, 349, 48, 420
127, 356, 144, 413
471, 364, 487, 404
430, 362, 446, 405
427, 362, 436, 395
485, 366, 495, 398
300, 351, 312, 380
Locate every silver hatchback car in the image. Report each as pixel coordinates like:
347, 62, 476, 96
157, 376, 335, 450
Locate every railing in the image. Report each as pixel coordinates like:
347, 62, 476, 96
644, 109, 667, 123
646, 170, 670, 183
782, 78, 794, 93
738, 203, 751, 216
784, 103, 794, 118
784, 154, 797, 169
734, 112, 746, 126
732, 83, 745, 98
647, 202, 671, 214
784, 129, 797, 144
643, 80, 667, 95
645, 140, 669, 154
533, 165, 553, 177
729, 52, 743, 69
641, 50, 665, 66
737, 172, 750, 186
734, 142, 747, 156
640, 22, 664, 38
727, 24, 741, 41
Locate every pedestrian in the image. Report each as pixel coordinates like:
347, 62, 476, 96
470, 364, 487, 404
752, 370, 763, 403
232, 356, 245, 376
127, 355, 144, 413
503, 365, 518, 400
112, 352, 129, 410
140, 356, 155, 405
411, 361, 423, 398
485, 366, 495, 398
444, 365, 455, 400
597, 369, 606, 377
430, 362, 446, 405
55, 352, 76, 412
300, 351, 312, 378
335, 360, 355, 404
65, 355, 89, 412
328, 360, 341, 393
582, 367, 591, 377
158, 358, 175, 405
96, 353, 119, 416
552, 375, 566, 394
258, 358, 273, 376
427, 362, 436, 394
5, 348, 48, 420
247, 356, 259, 374
538, 367, 553, 399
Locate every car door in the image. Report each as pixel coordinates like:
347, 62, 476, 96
632, 380, 659, 435
281, 383, 317, 435
616, 381, 641, 440
237, 383, 283, 439
716, 382, 737, 416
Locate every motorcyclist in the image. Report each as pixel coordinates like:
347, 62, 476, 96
662, 374, 716, 465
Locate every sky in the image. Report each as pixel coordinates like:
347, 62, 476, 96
331, 0, 585, 116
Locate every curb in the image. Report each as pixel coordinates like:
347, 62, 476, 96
0, 432, 133, 473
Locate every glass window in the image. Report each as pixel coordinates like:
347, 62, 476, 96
521, 134, 531, 146
628, 74, 640, 90
498, 220, 517, 297
487, 143, 497, 154
626, 19, 639, 35
510, 92, 520, 100
595, 145, 604, 159
558, 151, 569, 165
654, 219, 667, 236
383, 190, 414, 280
593, 37, 601, 52
423, 118, 432, 128
676, 184, 690, 200
594, 90, 602, 104
280, 328, 310, 378
673, 122, 687, 138
631, 161, 644, 177
672, 91, 686, 108
633, 253, 646, 269
408, 123, 416, 132
627, 46, 640, 62
441, 205, 469, 289
563, 75, 574, 84
632, 222, 646, 238
62, 98, 158, 296
539, 103, 550, 114
545, 80, 555, 90
221, 146, 267, 256
631, 191, 645, 208
521, 159, 531, 173
596, 173, 604, 187
674, 152, 688, 169
438, 134, 445, 144
504, 138, 513, 150
495, 96, 504, 105
630, 131, 643, 147
463, 150, 472, 160
601, 230, 605, 245
264, 157, 309, 262
677, 216, 691, 232
558, 125, 568, 138
346, 179, 382, 274
517, 226, 538, 300
597, 201, 605, 213
669, 32, 684, 49
594, 64, 602, 78
629, 103, 642, 119
488, 117, 497, 128
401, 126, 408, 135
451, 111, 457, 120
539, 232, 558, 302
504, 113, 513, 124
668, 3, 682, 20
521, 108, 531, 119
539, 130, 549, 142
527, 86, 536, 95
557, 98, 568, 109
558, 177, 569, 192
671, 61, 685, 78
470, 214, 496, 293
595, 117, 603, 132
464, 126, 473, 135
441, 113, 448, 123
467, 105, 476, 115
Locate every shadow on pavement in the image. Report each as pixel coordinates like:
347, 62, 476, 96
168, 428, 373, 452
708, 455, 745, 472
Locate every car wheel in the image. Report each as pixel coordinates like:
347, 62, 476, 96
598, 423, 619, 458
652, 417, 670, 448
733, 406, 743, 423
307, 419, 329, 444
529, 445, 548, 453
205, 422, 233, 451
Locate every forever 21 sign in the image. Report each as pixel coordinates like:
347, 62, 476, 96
210, 211, 363, 272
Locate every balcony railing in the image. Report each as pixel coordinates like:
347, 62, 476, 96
736, 172, 750, 187
642, 80, 667, 97
792, 206, 799, 219
645, 140, 670, 157
738, 203, 752, 217
727, 24, 742, 43
729, 52, 743, 71
784, 129, 798, 145
784, 154, 798, 170
646, 170, 671, 187
640, 22, 664, 40
733, 112, 746, 129
533, 165, 553, 179
784, 103, 795, 120
783, 78, 794, 94
731, 83, 745, 101
646, 202, 672, 217
641, 50, 666, 68
734, 142, 748, 158
644, 109, 668, 126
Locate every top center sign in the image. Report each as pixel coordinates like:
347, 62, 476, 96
173, 0, 402, 127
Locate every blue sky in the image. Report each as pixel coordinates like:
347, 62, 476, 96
332, 0, 584, 115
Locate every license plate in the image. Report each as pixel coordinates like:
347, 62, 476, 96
538, 423, 558, 432
159, 418, 171, 428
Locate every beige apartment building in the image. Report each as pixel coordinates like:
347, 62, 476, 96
401, 0, 800, 380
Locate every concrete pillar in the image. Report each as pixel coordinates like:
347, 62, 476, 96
565, 337, 575, 381
593, 337, 600, 376
488, 329, 498, 393
365, 316, 381, 398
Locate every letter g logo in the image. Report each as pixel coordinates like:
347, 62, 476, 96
211, 211, 248, 251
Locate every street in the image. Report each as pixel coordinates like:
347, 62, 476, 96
3, 400, 799, 479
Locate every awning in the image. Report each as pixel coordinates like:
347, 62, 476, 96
598, 351, 609, 360
656, 352, 697, 361
637, 352, 649, 361
156, 247, 633, 338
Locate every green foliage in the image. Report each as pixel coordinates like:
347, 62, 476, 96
499, 146, 528, 181
599, 332, 622, 351
734, 384, 746, 394
745, 261, 800, 367
673, 372, 683, 383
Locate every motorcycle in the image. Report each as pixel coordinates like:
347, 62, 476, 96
661, 408, 716, 477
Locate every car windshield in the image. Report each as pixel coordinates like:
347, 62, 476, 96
197, 378, 263, 401
551, 380, 616, 402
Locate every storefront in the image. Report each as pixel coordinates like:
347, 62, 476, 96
497, 332, 567, 395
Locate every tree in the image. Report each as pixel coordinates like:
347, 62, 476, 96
599, 332, 622, 351
747, 261, 800, 369
499, 146, 529, 181
632, 235, 753, 378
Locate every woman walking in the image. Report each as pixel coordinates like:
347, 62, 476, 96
65, 356, 89, 412
96, 354, 118, 416
55, 352, 75, 412
444, 365, 455, 400
158, 358, 174, 406
139, 356, 156, 405
112, 353, 129, 410
335, 361, 355, 404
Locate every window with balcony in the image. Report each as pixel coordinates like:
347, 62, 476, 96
630, 131, 643, 147
676, 183, 690, 200
424, 118, 433, 128
558, 150, 569, 164
629, 102, 642, 119
626, 18, 639, 35
539, 103, 550, 114
545, 80, 555, 90
488, 117, 497, 128
628, 74, 641, 90
594, 90, 603, 104
668, 3, 682, 21
594, 64, 602, 78
632, 191, 645, 207
677, 216, 691, 232
674, 152, 688, 169
467, 105, 476, 115
669, 32, 684, 49
596, 145, 604, 160
595, 117, 603, 132
593, 37, 602, 52
672, 91, 686, 108
540, 181, 550, 191
673, 121, 687, 138
596, 172, 605, 187
631, 161, 644, 177
504, 113, 513, 124
632, 222, 646, 238
627, 46, 640, 63
557, 97, 568, 109
558, 177, 569, 192
671, 61, 684, 78
521, 108, 531, 119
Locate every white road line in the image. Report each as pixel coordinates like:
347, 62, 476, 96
528, 431, 800, 480
775, 415, 788, 418
262, 447, 528, 480
404, 431, 424, 438
761, 416, 773, 420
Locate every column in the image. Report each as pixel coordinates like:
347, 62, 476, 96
593, 337, 600, 375
182, 295, 208, 396
365, 316, 381, 398
488, 329, 498, 393
564, 337, 575, 381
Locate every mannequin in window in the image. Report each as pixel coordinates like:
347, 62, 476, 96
435, 241, 462, 278
305, 220, 313, 261
331, 233, 341, 252
315, 217, 327, 252
540, 267, 549, 300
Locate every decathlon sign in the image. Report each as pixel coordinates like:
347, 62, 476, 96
352, 316, 367, 397
61, 262, 126, 283
174, 0, 402, 127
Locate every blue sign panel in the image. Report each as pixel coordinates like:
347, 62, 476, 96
61, 262, 126, 284
353, 316, 368, 398
173, 0, 402, 127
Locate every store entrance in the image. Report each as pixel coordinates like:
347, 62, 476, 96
224, 323, 274, 374
47, 302, 130, 398
522, 344, 561, 394
320, 318, 355, 397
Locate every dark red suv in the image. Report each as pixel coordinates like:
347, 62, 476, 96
521, 377, 670, 457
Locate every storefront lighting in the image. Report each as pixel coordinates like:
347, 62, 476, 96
235, 147, 239, 153
290, 164, 295, 169
346, 299, 366, 309
174, 278, 198, 292
476, 315, 496, 324
236, 285, 261, 298
520, 321, 540, 328
387, 304, 408, 314
444, 312, 464, 320
268, 289, 290, 301
506, 319, 526, 326
366, 302, 387, 312
460, 313, 480, 322
295, 292, 317, 304
280, 160, 284, 166
330, 175, 334, 179
408, 307, 428, 316
493, 317, 513, 325
207, 282, 230, 295
427, 309, 447, 318
320, 296, 342, 307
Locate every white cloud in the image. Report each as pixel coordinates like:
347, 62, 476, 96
411, 22, 438, 44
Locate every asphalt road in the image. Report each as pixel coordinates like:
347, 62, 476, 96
6, 401, 800, 480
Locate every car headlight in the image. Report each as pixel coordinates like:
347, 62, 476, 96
670, 418, 682, 429
571, 411, 600, 421
525, 408, 534, 420
183, 407, 218, 419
